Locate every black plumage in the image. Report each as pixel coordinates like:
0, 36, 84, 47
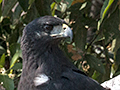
18, 16, 105, 90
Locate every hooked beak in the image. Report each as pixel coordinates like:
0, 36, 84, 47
50, 24, 73, 41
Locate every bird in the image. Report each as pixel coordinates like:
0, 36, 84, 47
18, 16, 105, 90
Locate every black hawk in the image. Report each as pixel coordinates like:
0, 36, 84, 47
18, 16, 105, 90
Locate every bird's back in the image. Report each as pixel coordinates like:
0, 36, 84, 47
18, 64, 105, 90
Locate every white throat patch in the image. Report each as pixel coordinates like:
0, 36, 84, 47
34, 74, 49, 86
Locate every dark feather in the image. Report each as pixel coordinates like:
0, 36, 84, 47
18, 16, 105, 90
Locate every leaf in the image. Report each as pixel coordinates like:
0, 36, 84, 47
0, 3, 2, 16
69, 3, 87, 52
29, 0, 35, 5
0, 53, 5, 68
22, 4, 39, 24
0, 74, 14, 90
9, 43, 20, 57
64, 0, 73, 8
10, 50, 22, 69
17, 0, 29, 11
0, 0, 3, 4
85, 54, 105, 74
111, 35, 120, 65
100, 6, 119, 44
69, 3, 82, 20
100, 0, 114, 22
2, 0, 17, 16
92, 71, 104, 83
0, 46, 6, 55
35, 0, 51, 16
74, 24, 87, 52
51, 2, 56, 16
11, 63, 22, 70
115, 48, 120, 65
114, 65, 120, 76
55, 0, 61, 3
113, 34, 120, 52
7, 30, 19, 44
70, 2, 97, 52
110, 63, 117, 78
12, 4, 22, 25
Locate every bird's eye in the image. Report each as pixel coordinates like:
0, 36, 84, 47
44, 25, 53, 33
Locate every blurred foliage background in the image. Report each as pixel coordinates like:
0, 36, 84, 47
0, 0, 119, 90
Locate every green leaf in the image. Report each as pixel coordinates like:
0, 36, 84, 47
0, 74, 14, 90
69, 3, 87, 52
0, 46, 6, 55
22, 4, 39, 24
0, 3, 2, 16
11, 63, 22, 70
17, 0, 29, 11
0, 0, 3, 4
92, 71, 104, 83
9, 44, 21, 74
55, 0, 61, 3
64, 0, 73, 8
29, 0, 35, 5
2, 0, 17, 16
113, 34, 120, 52
114, 71, 120, 76
0, 53, 5, 68
85, 54, 105, 74
114, 65, 120, 76
69, 3, 82, 20
110, 64, 117, 77
98, 0, 118, 29
10, 50, 22, 69
115, 48, 120, 65
70, 2, 97, 52
100, 6, 119, 44
74, 24, 87, 52
12, 4, 22, 25
100, 0, 114, 22
51, 2, 56, 16
35, 0, 51, 16
7, 30, 19, 44
9, 43, 20, 57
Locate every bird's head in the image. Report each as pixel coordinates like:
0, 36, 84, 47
22, 16, 72, 46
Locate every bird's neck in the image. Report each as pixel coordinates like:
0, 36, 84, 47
22, 41, 72, 76
22, 38, 69, 63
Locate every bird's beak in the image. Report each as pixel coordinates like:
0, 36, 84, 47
50, 24, 73, 41
62, 24, 73, 41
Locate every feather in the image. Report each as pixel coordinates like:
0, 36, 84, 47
18, 16, 105, 90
